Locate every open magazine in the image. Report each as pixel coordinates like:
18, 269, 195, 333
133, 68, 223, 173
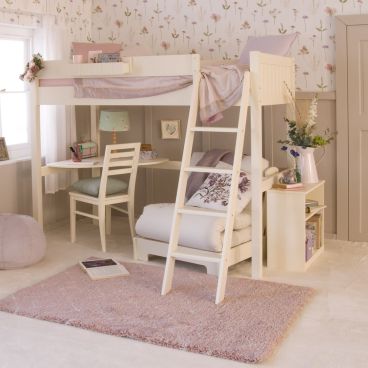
79, 259, 129, 280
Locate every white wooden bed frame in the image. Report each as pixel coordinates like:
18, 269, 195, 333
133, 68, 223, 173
31, 52, 295, 280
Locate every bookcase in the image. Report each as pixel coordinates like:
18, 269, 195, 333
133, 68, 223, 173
266, 181, 325, 272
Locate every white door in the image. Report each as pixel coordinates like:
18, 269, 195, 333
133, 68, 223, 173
348, 25, 368, 241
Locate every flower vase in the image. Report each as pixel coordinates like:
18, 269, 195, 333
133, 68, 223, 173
294, 146, 319, 184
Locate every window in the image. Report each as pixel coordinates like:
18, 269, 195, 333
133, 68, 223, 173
0, 26, 33, 159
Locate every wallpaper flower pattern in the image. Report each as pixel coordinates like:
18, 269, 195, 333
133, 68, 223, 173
1, 0, 364, 91
0, 0, 91, 41
91, 0, 367, 92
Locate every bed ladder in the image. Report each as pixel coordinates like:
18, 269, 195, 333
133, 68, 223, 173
161, 71, 251, 304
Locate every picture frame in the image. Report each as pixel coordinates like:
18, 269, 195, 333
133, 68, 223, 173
161, 120, 181, 139
0, 137, 9, 161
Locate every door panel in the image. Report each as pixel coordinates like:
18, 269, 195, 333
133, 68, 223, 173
348, 25, 368, 241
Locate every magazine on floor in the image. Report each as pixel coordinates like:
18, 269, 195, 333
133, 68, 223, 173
79, 259, 129, 280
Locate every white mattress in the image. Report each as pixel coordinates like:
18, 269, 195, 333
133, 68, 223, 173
135, 203, 252, 253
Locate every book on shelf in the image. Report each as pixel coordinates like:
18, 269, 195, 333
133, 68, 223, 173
305, 224, 315, 261
272, 182, 304, 189
305, 214, 322, 253
79, 258, 129, 280
305, 199, 320, 213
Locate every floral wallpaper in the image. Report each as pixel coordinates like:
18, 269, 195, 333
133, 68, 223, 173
91, 0, 367, 92
0, 0, 91, 41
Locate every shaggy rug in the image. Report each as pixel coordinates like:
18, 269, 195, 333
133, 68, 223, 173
0, 262, 314, 363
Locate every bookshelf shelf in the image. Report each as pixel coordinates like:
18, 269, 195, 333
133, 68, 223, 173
266, 181, 325, 272
305, 205, 327, 221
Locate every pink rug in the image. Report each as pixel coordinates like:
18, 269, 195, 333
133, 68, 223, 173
0, 262, 314, 363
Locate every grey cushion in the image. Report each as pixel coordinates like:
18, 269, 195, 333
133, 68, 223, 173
70, 177, 128, 197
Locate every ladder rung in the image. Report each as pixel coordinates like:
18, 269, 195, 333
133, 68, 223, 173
191, 127, 239, 133
178, 206, 227, 218
171, 246, 221, 263
185, 166, 232, 174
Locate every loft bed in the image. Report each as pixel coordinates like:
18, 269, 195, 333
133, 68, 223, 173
30, 52, 295, 280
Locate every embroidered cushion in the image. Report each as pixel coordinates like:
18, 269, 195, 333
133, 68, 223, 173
239, 33, 297, 65
70, 177, 127, 197
186, 162, 251, 213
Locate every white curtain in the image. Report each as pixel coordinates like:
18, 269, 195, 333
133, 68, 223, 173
34, 15, 77, 193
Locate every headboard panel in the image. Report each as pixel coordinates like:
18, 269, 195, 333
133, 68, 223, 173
250, 52, 295, 107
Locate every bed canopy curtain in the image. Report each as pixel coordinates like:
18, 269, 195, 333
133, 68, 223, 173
34, 14, 77, 194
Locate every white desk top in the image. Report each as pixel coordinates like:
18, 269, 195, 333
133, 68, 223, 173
47, 157, 170, 169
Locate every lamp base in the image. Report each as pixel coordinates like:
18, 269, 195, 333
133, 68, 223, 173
112, 130, 117, 145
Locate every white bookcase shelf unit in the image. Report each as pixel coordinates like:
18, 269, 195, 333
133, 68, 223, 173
266, 180, 325, 272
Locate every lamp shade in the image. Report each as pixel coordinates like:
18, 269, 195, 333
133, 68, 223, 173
99, 111, 130, 132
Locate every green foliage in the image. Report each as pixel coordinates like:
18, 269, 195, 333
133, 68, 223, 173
278, 118, 334, 148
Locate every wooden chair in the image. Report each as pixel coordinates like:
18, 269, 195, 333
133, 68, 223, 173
69, 143, 141, 252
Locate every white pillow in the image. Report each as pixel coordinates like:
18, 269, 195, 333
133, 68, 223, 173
186, 162, 251, 214
241, 155, 269, 172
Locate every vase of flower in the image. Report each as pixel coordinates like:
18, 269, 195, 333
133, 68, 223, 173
278, 91, 334, 184
293, 146, 318, 183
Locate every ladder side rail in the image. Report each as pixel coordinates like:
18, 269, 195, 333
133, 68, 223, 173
161, 59, 202, 295
215, 71, 251, 304
250, 56, 264, 280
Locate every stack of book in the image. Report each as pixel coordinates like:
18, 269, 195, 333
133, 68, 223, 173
305, 199, 319, 213
305, 213, 322, 260
305, 223, 316, 261
272, 182, 304, 189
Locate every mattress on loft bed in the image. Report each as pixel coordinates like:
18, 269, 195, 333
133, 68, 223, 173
135, 203, 252, 253
40, 62, 248, 124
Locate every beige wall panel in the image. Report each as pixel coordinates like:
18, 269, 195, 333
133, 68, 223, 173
0, 160, 69, 226
2, 100, 336, 232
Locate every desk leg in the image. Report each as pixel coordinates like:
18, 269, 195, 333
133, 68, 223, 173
92, 167, 100, 225
31, 85, 43, 227
106, 206, 111, 235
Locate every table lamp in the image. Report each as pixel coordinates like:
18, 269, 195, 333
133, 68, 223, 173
99, 110, 130, 144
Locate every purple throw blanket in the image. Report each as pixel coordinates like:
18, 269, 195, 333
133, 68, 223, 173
73, 63, 247, 124
199, 63, 247, 123
186, 149, 234, 199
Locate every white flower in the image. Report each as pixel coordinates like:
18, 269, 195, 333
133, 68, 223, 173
305, 95, 318, 128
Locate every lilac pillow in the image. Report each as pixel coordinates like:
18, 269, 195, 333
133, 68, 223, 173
239, 33, 297, 65
71, 42, 122, 63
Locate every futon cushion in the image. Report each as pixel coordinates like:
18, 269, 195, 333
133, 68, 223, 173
239, 33, 297, 65
70, 177, 127, 197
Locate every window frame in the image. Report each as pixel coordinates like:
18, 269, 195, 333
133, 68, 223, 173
0, 25, 33, 159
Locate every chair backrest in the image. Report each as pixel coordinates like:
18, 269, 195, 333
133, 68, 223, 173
99, 143, 141, 200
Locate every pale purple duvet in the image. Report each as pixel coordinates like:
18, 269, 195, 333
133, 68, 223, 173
40, 63, 247, 123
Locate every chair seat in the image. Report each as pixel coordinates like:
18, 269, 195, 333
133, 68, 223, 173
69, 177, 127, 197
69, 190, 129, 205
